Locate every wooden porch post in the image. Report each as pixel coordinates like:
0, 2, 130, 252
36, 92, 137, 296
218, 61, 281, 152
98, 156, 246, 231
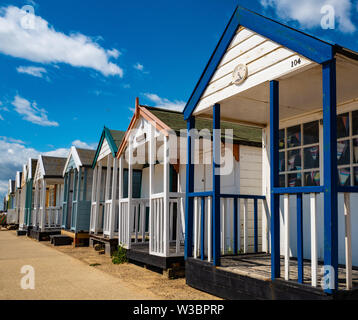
40, 179, 47, 231
322, 58, 338, 292
118, 156, 123, 245
95, 163, 102, 234
128, 139, 133, 249
163, 135, 170, 256
75, 168, 82, 231
270, 80, 280, 280
185, 116, 195, 259
149, 126, 155, 254
109, 157, 118, 238
212, 103, 221, 266
62, 173, 68, 228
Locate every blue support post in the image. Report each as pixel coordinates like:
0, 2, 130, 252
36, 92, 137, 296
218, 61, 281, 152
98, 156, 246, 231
201, 197, 205, 260
322, 59, 338, 293
185, 116, 195, 259
213, 103, 221, 266
254, 198, 258, 253
270, 80, 280, 280
297, 193, 304, 283
233, 198, 238, 255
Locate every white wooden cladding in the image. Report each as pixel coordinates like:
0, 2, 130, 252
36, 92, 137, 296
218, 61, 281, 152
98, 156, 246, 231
282, 192, 353, 290
193, 196, 268, 261
194, 27, 314, 115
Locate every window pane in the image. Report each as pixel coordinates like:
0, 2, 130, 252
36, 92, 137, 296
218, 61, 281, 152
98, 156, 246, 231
279, 174, 286, 187
303, 121, 319, 145
287, 125, 301, 148
305, 171, 320, 186
353, 138, 358, 163
279, 152, 285, 172
279, 129, 285, 150
304, 146, 319, 169
287, 149, 301, 171
288, 173, 301, 187
353, 111, 358, 136
354, 167, 358, 186
337, 140, 350, 165
338, 168, 350, 186
337, 113, 349, 138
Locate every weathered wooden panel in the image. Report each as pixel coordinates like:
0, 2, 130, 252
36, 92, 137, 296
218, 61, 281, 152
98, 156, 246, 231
98, 138, 111, 161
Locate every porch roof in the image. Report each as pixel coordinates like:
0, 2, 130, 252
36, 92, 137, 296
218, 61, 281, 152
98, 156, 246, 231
146, 106, 262, 147
183, 6, 358, 120
41, 156, 67, 178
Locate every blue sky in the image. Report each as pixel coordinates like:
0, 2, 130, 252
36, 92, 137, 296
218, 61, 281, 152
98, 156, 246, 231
1, 0, 358, 206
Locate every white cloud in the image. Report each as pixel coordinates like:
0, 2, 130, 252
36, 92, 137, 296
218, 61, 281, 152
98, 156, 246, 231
261, 0, 356, 33
16, 65, 47, 78
144, 93, 185, 112
133, 63, 144, 71
0, 136, 69, 208
11, 95, 59, 127
0, 114, 3, 121
72, 140, 97, 150
0, 6, 123, 77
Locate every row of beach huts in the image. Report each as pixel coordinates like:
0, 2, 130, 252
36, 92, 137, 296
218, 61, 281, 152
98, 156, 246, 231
3, 6, 358, 300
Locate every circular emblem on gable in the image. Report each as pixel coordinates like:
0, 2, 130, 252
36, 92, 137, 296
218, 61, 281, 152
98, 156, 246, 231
232, 64, 248, 85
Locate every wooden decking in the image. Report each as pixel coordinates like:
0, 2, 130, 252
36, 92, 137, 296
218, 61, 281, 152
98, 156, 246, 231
127, 242, 185, 272
219, 254, 358, 290
186, 254, 358, 300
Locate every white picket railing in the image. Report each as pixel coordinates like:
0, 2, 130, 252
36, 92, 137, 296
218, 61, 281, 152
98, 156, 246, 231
103, 200, 112, 236
119, 199, 130, 247
119, 198, 150, 248
150, 192, 185, 257
44, 206, 62, 229
282, 192, 353, 290
192, 195, 269, 262
90, 201, 104, 234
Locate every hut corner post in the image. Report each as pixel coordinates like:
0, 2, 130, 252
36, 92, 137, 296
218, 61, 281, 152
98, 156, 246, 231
212, 104, 221, 266
270, 80, 280, 280
322, 58, 338, 293
184, 116, 195, 259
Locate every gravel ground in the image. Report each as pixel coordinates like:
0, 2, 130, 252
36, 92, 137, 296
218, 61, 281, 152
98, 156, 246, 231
44, 241, 220, 300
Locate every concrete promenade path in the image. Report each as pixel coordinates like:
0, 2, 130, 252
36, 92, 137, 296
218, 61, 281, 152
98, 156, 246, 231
0, 231, 160, 300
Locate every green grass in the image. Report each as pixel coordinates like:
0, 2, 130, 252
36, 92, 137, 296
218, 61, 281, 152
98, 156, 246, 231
112, 245, 128, 264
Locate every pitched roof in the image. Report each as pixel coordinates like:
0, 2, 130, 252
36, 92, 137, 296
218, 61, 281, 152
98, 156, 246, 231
142, 105, 261, 147
76, 148, 96, 167
41, 156, 67, 177
92, 127, 126, 167
183, 6, 358, 120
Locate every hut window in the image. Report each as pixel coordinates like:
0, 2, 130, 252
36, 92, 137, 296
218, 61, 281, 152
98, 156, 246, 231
337, 110, 358, 187
279, 120, 320, 187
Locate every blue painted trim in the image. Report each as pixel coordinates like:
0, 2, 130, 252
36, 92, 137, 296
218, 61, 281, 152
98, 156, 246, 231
233, 198, 238, 255
212, 104, 221, 266
322, 59, 338, 293
273, 186, 324, 194
184, 6, 337, 120
92, 127, 118, 168
188, 191, 213, 198
338, 186, 358, 193
297, 193, 304, 284
220, 194, 266, 200
236, 7, 334, 64
201, 197, 205, 261
184, 10, 239, 120
254, 198, 258, 253
185, 117, 195, 260
270, 80, 280, 280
